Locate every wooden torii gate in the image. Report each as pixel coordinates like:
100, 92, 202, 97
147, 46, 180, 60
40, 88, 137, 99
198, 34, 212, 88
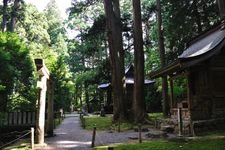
34, 59, 54, 145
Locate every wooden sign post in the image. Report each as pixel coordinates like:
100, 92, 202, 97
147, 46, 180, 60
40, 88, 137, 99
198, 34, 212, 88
35, 59, 50, 145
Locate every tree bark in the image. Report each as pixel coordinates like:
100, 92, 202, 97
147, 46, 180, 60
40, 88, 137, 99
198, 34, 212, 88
1, 0, 8, 32
157, 0, 169, 117
10, 0, 20, 32
103, 0, 125, 121
132, 0, 146, 123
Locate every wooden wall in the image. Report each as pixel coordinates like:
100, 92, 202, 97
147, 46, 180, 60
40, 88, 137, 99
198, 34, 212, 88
189, 63, 212, 121
190, 48, 225, 121
210, 49, 225, 118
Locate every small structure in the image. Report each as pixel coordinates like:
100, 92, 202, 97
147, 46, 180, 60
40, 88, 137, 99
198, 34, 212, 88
150, 22, 225, 135
98, 64, 154, 115
98, 83, 112, 113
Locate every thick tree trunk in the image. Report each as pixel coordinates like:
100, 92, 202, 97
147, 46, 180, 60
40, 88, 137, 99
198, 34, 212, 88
1, 0, 8, 32
132, 0, 146, 123
103, 0, 125, 121
157, 0, 169, 117
9, 0, 20, 32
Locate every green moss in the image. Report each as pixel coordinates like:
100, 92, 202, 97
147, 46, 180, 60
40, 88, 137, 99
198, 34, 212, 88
148, 113, 163, 119
83, 115, 133, 131
83, 115, 112, 130
95, 138, 225, 150
3, 140, 30, 150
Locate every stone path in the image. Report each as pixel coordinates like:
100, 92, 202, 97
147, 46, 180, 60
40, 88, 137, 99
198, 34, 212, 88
38, 112, 163, 150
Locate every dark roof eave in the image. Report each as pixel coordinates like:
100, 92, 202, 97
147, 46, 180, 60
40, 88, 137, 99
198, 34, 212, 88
149, 61, 182, 79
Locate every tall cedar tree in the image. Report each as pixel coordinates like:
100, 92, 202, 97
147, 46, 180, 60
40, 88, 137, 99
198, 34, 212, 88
1, 0, 22, 32
103, 0, 126, 121
10, 0, 21, 32
1, 0, 8, 31
132, 0, 146, 123
157, 0, 169, 117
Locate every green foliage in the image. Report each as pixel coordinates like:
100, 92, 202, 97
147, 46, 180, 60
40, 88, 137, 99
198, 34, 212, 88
45, 0, 65, 46
162, 0, 219, 62
145, 84, 162, 112
0, 1, 74, 112
75, 70, 97, 86
83, 115, 112, 130
0, 84, 6, 91
172, 77, 187, 100
0, 32, 34, 111
83, 115, 133, 131
16, 4, 50, 44
148, 112, 163, 119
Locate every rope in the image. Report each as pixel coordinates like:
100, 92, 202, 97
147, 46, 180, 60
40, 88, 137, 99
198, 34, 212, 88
0, 130, 30, 137
0, 130, 31, 149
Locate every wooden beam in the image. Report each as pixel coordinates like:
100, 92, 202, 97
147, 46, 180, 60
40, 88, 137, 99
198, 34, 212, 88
35, 58, 50, 79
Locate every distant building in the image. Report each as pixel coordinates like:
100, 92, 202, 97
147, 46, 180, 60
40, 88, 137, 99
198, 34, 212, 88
98, 64, 154, 116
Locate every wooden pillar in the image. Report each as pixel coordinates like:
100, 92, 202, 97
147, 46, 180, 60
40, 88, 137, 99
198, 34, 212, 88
35, 59, 50, 145
186, 72, 191, 110
47, 79, 54, 136
178, 107, 183, 136
186, 72, 195, 136
36, 75, 47, 144
169, 77, 174, 110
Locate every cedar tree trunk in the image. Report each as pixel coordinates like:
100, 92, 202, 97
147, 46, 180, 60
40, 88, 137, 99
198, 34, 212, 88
132, 0, 146, 123
1, 0, 8, 32
103, 0, 125, 121
10, 0, 20, 32
157, 0, 169, 117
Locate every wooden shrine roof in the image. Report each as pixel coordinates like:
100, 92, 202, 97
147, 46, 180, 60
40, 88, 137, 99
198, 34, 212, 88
98, 64, 154, 89
150, 22, 225, 78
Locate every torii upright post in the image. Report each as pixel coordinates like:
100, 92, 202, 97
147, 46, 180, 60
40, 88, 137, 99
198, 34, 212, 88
35, 59, 50, 145
47, 79, 54, 136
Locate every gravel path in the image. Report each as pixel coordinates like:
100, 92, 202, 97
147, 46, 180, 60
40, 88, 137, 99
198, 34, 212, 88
38, 112, 162, 150
38, 113, 92, 150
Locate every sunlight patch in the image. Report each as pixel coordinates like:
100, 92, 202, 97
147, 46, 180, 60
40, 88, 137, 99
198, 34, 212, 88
55, 140, 92, 148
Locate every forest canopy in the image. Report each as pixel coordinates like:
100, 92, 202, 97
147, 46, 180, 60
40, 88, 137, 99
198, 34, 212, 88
0, 0, 221, 116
